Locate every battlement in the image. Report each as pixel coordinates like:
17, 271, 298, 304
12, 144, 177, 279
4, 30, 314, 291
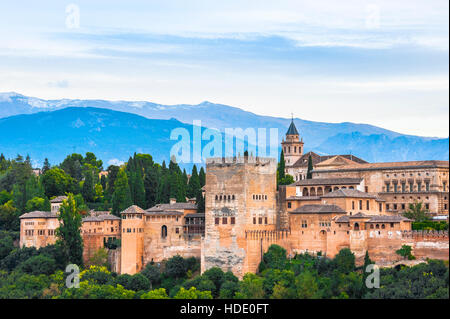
367, 229, 449, 240
245, 229, 291, 240
206, 156, 277, 167
402, 230, 449, 238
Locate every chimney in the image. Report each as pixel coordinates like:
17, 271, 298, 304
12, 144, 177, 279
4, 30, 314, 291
170, 198, 177, 205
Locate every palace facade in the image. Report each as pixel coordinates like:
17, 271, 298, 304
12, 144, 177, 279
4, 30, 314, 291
19, 121, 449, 277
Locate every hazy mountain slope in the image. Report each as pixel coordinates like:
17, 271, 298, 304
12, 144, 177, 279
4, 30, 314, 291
0, 93, 448, 165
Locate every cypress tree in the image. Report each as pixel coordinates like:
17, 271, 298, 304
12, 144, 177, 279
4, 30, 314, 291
196, 189, 205, 213
112, 168, 133, 215
134, 168, 146, 208
307, 154, 313, 179
42, 158, 51, 174
278, 150, 286, 181
82, 171, 95, 203
188, 165, 200, 198
199, 167, 206, 187
144, 167, 159, 208
55, 193, 84, 267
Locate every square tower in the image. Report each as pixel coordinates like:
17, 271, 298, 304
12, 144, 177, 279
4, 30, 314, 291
201, 156, 277, 278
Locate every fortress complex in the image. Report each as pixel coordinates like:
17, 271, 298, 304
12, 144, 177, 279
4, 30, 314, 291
19, 121, 449, 277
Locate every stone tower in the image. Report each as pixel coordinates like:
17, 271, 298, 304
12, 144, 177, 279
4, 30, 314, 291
201, 156, 277, 278
281, 119, 303, 167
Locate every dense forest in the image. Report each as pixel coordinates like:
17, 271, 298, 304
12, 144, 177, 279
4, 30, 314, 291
0, 152, 205, 231
0, 241, 447, 299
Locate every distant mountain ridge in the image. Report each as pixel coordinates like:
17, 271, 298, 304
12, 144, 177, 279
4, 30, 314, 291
0, 92, 448, 166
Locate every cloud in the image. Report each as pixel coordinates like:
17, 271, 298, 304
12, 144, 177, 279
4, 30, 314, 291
47, 80, 69, 88
108, 158, 125, 166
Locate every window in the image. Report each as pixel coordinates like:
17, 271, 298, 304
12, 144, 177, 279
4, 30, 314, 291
222, 217, 227, 224
161, 225, 167, 238
215, 218, 220, 225
402, 183, 406, 192
287, 202, 292, 209
175, 228, 179, 234
366, 200, 370, 210
425, 203, 430, 210
394, 184, 398, 192
258, 217, 263, 224
425, 182, 430, 192
232, 195, 235, 200
359, 200, 362, 210
386, 183, 390, 192
381, 224, 385, 229
231, 217, 235, 225
352, 201, 355, 210
379, 203, 383, 212
417, 182, 422, 191
253, 217, 256, 224
393, 204, 397, 210
265, 217, 268, 224
390, 223, 394, 228
401, 204, 405, 210
409, 182, 414, 192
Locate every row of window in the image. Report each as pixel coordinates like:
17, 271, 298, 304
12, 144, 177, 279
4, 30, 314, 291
215, 194, 236, 201
352, 200, 371, 210
215, 217, 236, 225
123, 228, 144, 233
386, 203, 430, 211
385, 182, 430, 193
283, 146, 302, 154
319, 222, 331, 227
252, 194, 268, 201
25, 229, 55, 236
253, 217, 268, 225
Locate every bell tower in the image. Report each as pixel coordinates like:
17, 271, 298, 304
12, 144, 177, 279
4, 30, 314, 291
281, 117, 303, 167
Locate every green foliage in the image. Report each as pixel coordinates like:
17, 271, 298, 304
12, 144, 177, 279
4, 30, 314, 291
55, 193, 84, 266
86, 248, 109, 268
111, 168, 132, 215
25, 197, 50, 212
412, 220, 448, 231
259, 244, 288, 272
333, 248, 356, 273
403, 201, 430, 222
42, 167, 76, 199
141, 288, 169, 299
141, 263, 161, 289
173, 287, 213, 299
235, 273, 265, 299
306, 154, 314, 179
17, 255, 56, 276
165, 255, 188, 279
396, 245, 416, 260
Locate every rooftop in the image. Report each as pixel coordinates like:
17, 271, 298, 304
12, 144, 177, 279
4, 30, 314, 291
120, 205, 145, 215
20, 211, 58, 219
321, 189, 377, 199
50, 196, 68, 203
290, 177, 363, 187
286, 120, 299, 136
290, 204, 346, 214
315, 160, 449, 172
147, 202, 197, 211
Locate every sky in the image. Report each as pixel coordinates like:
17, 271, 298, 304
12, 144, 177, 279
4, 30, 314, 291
0, 0, 448, 137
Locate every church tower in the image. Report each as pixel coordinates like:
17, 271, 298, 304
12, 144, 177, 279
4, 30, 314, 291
281, 119, 303, 167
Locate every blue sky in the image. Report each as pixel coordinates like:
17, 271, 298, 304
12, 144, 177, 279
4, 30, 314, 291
0, 0, 448, 137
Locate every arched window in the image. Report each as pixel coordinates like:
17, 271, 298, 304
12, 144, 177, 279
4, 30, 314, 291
354, 223, 360, 231
161, 225, 167, 238
381, 224, 385, 229
376, 224, 379, 229
232, 195, 235, 200
215, 195, 218, 200
370, 224, 374, 229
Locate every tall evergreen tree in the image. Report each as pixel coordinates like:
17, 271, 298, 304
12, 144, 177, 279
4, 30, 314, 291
196, 189, 205, 213
55, 193, 84, 267
133, 168, 146, 208
199, 167, 206, 187
278, 150, 286, 181
307, 154, 313, 179
112, 169, 132, 215
188, 165, 201, 198
42, 158, 51, 174
82, 171, 95, 203
144, 167, 159, 208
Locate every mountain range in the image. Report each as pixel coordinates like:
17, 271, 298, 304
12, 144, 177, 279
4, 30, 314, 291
0, 92, 448, 167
